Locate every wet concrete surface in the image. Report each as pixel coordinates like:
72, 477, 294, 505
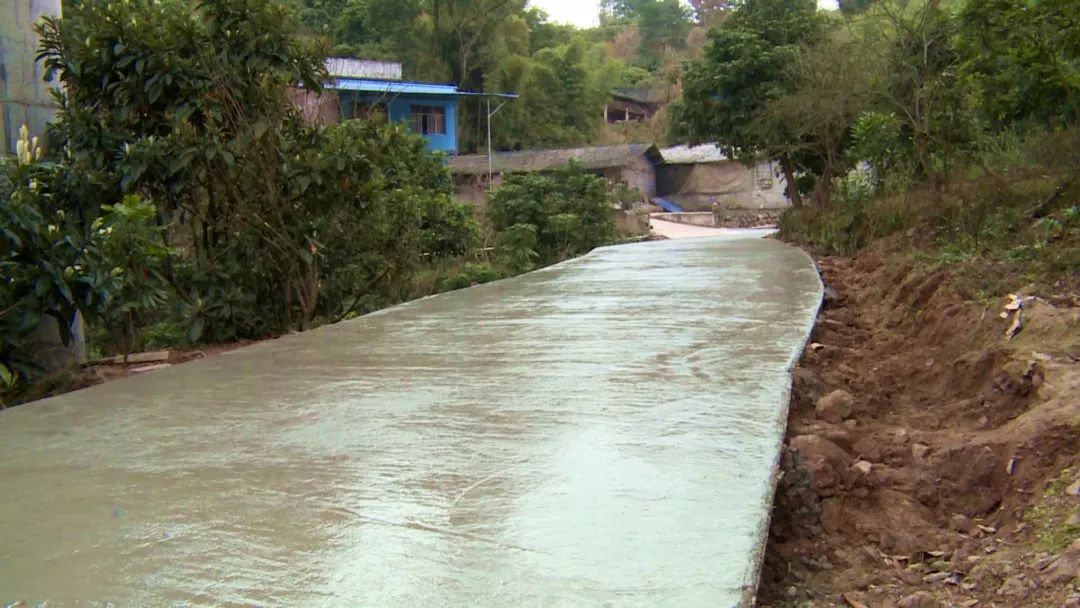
0, 235, 821, 607
649, 218, 776, 240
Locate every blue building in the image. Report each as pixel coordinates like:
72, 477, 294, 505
331, 79, 459, 154
319, 58, 461, 154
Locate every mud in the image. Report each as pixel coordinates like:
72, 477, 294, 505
758, 244, 1080, 608
0, 235, 821, 606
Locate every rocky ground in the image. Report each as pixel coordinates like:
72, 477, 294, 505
758, 239, 1080, 608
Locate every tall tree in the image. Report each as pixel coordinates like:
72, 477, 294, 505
674, 0, 823, 207
754, 36, 876, 205
956, 0, 1080, 128
688, 0, 736, 26
868, 0, 971, 187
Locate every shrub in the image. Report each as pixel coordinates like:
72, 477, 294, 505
487, 162, 616, 265
440, 263, 500, 291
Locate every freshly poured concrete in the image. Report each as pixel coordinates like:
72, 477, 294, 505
0, 235, 821, 607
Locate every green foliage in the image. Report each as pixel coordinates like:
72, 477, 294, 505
849, 111, 907, 192
872, 1, 976, 184
956, 0, 1080, 128
487, 163, 617, 265
675, 0, 823, 158
634, 0, 692, 66
838, 0, 875, 15
97, 196, 174, 359
0, 134, 115, 395
24, 0, 480, 349
291, 0, 690, 152
497, 224, 540, 274
777, 190, 910, 256
487, 37, 617, 149
674, 0, 823, 206
440, 263, 500, 290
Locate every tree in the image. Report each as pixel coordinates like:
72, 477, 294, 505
838, 0, 875, 16
674, 0, 823, 207
0, 129, 116, 394
867, 0, 973, 187
487, 163, 616, 264
754, 35, 876, 205
34, 0, 477, 340
688, 0, 736, 26
956, 0, 1080, 129
637, 0, 692, 65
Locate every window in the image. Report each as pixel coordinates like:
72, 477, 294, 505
352, 101, 388, 122
410, 105, 446, 135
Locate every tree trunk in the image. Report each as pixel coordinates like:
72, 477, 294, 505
779, 155, 803, 209
811, 174, 833, 207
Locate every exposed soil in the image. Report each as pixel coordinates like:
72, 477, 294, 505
758, 240, 1080, 608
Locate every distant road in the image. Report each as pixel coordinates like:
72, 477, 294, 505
650, 217, 776, 240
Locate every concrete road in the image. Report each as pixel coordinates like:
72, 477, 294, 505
650, 217, 777, 240
0, 235, 821, 607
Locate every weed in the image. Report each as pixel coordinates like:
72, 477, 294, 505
1024, 467, 1080, 554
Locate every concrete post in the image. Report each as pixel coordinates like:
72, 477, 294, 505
3, 0, 83, 369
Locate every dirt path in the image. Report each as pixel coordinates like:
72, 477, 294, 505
757, 245, 1080, 608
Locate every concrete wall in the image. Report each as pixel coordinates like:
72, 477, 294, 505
1, 0, 61, 155
288, 88, 341, 126
656, 160, 789, 210
612, 155, 657, 200
452, 158, 657, 206
452, 173, 500, 206
651, 212, 717, 227
1, 0, 85, 369
612, 207, 651, 236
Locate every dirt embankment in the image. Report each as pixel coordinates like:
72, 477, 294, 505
759, 242, 1080, 608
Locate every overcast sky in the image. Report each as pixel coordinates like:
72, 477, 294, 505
530, 0, 840, 28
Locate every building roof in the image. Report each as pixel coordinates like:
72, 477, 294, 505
611, 88, 668, 106
448, 144, 662, 176
328, 78, 459, 96
325, 58, 402, 80
659, 144, 730, 165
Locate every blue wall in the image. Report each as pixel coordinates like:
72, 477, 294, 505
338, 92, 457, 154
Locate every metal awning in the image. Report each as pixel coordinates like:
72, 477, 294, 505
328, 78, 459, 96
326, 79, 519, 100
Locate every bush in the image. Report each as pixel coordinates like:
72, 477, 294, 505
497, 224, 541, 274
487, 162, 616, 265
440, 263, 500, 291
1, 134, 116, 398
96, 195, 173, 359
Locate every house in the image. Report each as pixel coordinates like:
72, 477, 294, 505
656, 144, 790, 210
448, 144, 663, 204
604, 88, 665, 124
293, 58, 461, 154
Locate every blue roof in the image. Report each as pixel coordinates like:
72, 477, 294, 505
328, 78, 459, 96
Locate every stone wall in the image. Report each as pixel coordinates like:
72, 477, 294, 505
651, 212, 717, 226
714, 207, 783, 228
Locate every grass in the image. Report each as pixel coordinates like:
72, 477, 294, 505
1024, 467, 1080, 554
779, 168, 1080, 300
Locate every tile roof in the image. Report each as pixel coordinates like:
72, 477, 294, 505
448, 144, 662, 175
659, 144, 730, 164
327, 78, 458, 96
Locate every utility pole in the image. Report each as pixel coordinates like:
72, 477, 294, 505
486, 96, 508, 186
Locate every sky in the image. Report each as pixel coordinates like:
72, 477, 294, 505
530, 0, 840, 28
